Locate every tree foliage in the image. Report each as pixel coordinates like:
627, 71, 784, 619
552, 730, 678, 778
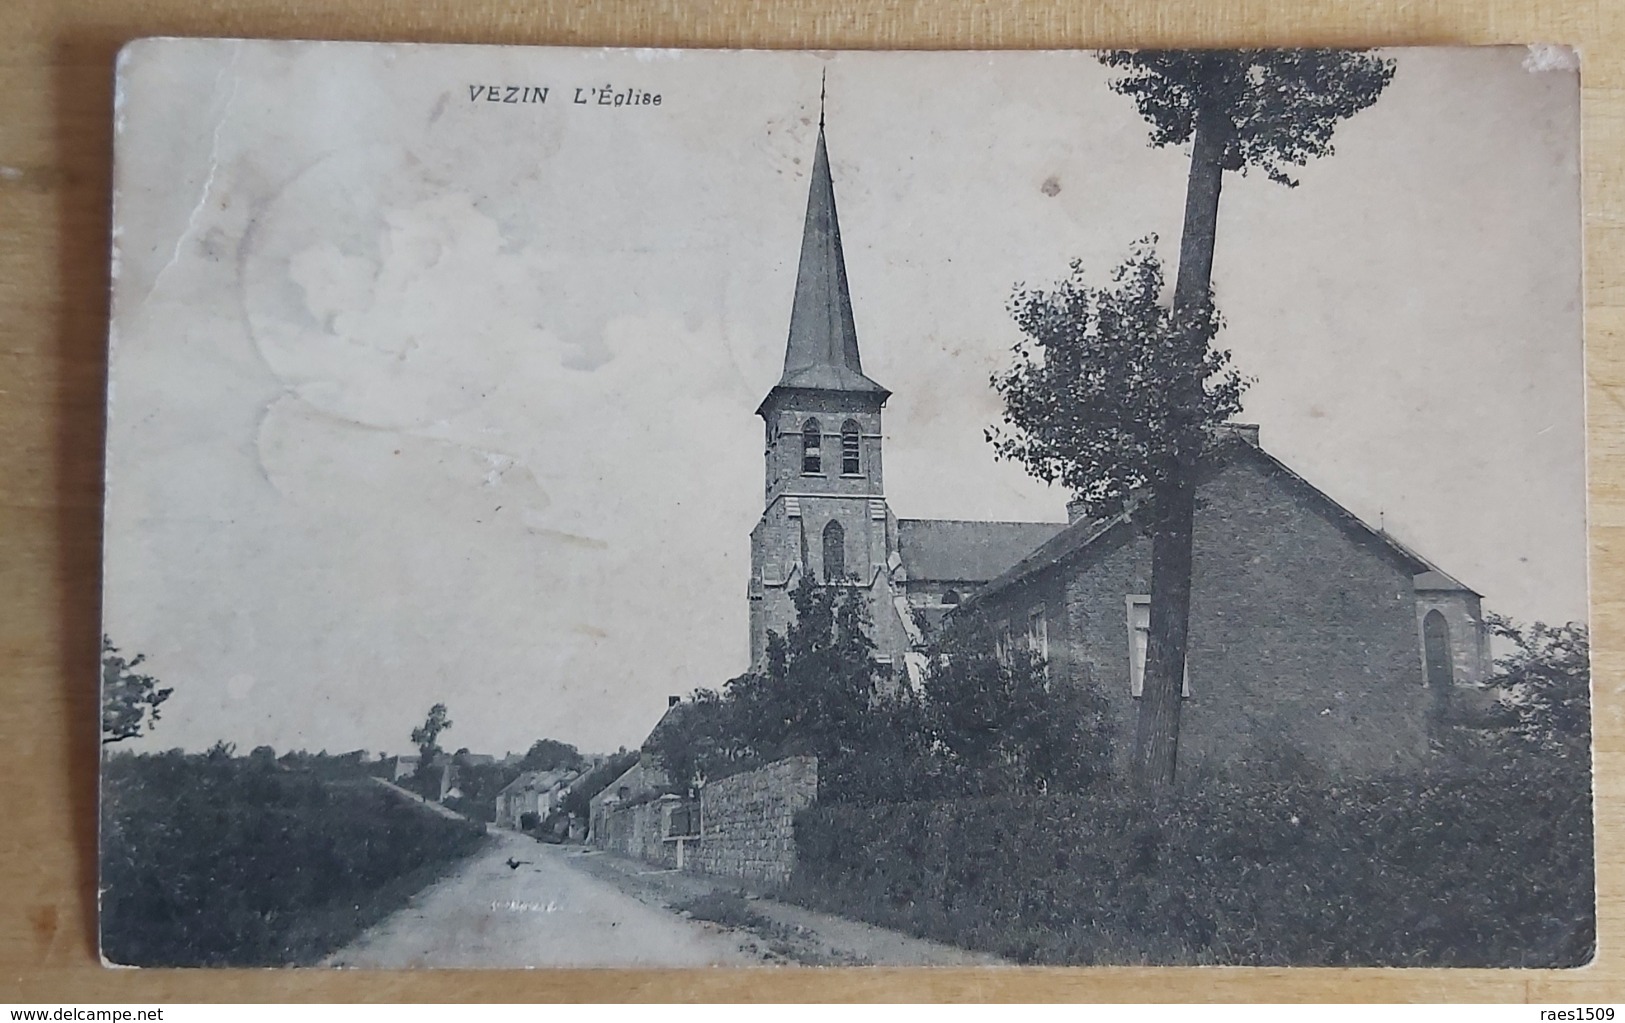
102, 636, 174, 745
1484, 614, 1591, 758
647, 577, 916, 802
520, 738, 584, 773
1098, 49, 1396, 186
410, 703, 452, 764
989, 241, 1247, 526
649, 577, 1112, 803
921, 607, 1113, 796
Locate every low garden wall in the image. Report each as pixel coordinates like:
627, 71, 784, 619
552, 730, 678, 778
592, 796, 673, 866
687, 755, 818, 887
591, 756, 817, 888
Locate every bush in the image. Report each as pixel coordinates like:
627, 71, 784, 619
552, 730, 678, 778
787, 752, 1593, 967
100, 751, 487, 966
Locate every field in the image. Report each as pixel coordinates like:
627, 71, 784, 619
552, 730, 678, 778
100, 751, 488, 966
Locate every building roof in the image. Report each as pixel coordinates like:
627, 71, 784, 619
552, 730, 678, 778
496, 768, 575, 798
971, 434, 1479, 602
758, 125, 889, 414
590, 760, 662, 808
897, 518, 1068, 583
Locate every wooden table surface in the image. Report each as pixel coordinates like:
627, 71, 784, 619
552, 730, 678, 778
3, 0, 1621, 1003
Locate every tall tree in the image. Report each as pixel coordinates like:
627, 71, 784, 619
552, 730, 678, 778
990, 243, 1246, 788
410, 703, 452, 764
1093, 49, 1394, 785
102, 636, 173, 745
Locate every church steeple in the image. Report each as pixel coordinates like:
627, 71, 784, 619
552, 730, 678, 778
757, 120, 889, 414
748, 95, 903, 674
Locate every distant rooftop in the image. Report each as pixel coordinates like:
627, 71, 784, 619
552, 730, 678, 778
897, 518, 1068, 583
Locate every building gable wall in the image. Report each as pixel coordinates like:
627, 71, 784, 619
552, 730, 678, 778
980, 453, 1433, 782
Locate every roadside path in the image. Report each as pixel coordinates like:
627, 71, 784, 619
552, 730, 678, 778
570, 847, 1007, 967
367, 776, 466, 821
325, 831, 761, 968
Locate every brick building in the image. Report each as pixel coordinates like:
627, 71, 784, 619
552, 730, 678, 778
967, 427, 1488, 781
745, 121, 1486, 779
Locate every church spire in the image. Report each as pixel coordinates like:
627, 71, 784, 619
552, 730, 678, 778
760, 103, 889, 412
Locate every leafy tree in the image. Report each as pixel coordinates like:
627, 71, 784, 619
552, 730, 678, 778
647, 576, 924, 802
1071, 48, 1393, 787
990, 244, 1244, 789
409, 704, 455, 769
519, 738, 584, 773
645, 686, 747, 791
102, 636, 174, 745
446, 757, 522, 823
1484, 614, 1591, 759
921, 607, 1113, 796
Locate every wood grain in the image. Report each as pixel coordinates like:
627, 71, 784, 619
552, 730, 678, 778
2, 0, 1620, 1002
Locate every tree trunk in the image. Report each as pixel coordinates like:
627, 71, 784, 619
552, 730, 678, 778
1130, 110, 1227, 789
1174, 111, 1228, 309
1133, 473, 1196, 787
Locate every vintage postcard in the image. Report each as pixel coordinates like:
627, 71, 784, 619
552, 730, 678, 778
101, 39, 1590, 968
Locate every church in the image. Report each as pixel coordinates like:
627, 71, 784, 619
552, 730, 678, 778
745, 118, 1490, 775
745, 119, 1066, 682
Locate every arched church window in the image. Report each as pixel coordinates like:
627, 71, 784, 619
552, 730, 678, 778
942, 589, 960, 606
802, 419, 822, 474
841, 420, 862, 475
1423, 609, 1453, 723
822, 520, 846, 581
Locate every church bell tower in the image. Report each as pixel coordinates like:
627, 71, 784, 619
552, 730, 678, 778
746, 111, 900, 670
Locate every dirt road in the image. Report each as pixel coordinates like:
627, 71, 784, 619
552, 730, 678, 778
328, 828, 1005, 969
325, 831, 762, 968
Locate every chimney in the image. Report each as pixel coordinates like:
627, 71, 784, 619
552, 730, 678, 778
1216, 422, 1261, 447
668, 695, 681, 708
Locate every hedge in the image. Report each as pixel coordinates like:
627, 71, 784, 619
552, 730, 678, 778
101, 752, 488, 966
788, 755, 1593, 966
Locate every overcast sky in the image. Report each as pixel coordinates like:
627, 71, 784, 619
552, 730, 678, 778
105, 41, 1585, 756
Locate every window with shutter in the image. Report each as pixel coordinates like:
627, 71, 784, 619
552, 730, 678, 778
802, 419, 822, 474
841, 420, 861, 475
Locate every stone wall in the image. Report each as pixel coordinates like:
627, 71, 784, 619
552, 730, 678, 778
688, 756, 818, 887
592, 796, 674, 867
589, 756, 818, 888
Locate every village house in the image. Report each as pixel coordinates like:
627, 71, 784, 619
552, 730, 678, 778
385, 753, 418, 782
588, 698, 684, 839
967, 425, 1488, 781
494, 767, 581, 829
